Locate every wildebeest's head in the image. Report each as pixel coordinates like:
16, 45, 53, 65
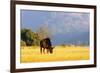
49, 47, 54, 54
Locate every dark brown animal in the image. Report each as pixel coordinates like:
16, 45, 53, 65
40, 38, 54, 54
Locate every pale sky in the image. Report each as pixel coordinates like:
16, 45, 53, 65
21, 10, 90, 45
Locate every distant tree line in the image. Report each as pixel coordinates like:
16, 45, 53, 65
21, 29, 40, 46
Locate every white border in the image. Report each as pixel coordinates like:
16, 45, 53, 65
16, 5, 94, 69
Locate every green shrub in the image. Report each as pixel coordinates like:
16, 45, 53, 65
21, 40, 26, 46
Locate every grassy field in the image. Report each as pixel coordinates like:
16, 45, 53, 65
20, 46, 90, 63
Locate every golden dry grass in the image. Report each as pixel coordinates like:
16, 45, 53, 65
20, 46, 90, 63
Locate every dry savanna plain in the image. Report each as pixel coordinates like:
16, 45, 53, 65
20, 45, 90, 63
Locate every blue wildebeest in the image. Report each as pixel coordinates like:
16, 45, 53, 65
40, 38, 54, 54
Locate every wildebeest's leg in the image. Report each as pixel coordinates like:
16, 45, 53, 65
40, 47, 42, 54
43, 48, 45, 54
47, 49, 49, 54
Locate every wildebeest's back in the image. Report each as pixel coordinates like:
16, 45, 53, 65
40, 38, 52, 48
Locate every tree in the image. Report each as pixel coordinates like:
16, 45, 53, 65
36, 24, 52, 40
21, 29, 40, 46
